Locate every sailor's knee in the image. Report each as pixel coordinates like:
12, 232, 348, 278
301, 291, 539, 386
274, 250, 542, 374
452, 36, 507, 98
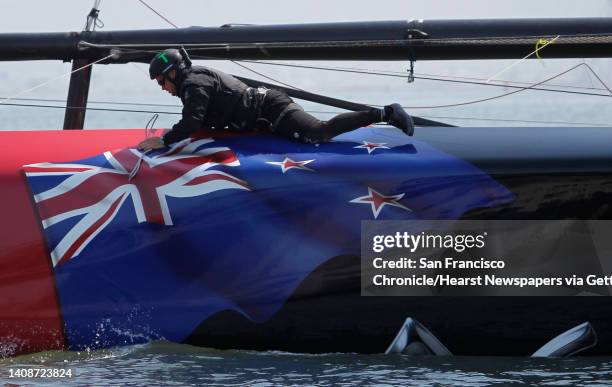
292, 124, 329, 144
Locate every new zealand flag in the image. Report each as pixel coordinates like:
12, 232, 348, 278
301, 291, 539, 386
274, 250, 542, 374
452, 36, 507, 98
23, 127, 513, 350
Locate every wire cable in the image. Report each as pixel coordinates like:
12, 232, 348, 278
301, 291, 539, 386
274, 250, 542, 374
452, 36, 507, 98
485, 35, 559, 82
135, 0, 296, 91
227, 59, 612, 98
0, 53, 116, 106
2, 101, 610, 127
95, 6, 612, 122
0, 102, 179, 115
404, 63, 611, 109
229, 60, 303, 90
0, 96, 181, 108
137, 0, 178, 28
98, 44, 612, 100
92, 42, 612, 95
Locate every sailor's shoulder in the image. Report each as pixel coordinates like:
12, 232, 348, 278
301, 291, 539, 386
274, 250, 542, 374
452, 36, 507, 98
182, 67, 217, 87
186, 65, 224, 78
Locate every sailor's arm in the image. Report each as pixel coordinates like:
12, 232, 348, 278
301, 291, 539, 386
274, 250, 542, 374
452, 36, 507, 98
139, 85, 210, 150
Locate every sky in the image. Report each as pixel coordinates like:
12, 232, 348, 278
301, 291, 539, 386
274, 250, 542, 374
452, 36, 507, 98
2, 0, 611, 31
0, 0, 611, 129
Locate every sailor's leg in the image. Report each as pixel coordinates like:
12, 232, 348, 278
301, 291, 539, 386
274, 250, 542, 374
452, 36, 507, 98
275, 109, 382, 143
325, 109, 383, 137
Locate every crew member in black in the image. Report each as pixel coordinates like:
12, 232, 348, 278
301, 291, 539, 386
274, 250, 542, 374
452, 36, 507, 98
139, 49, 415, 151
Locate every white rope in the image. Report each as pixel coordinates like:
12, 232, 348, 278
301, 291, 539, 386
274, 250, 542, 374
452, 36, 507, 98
485, 35, 560, 83
0, 53, 115, 105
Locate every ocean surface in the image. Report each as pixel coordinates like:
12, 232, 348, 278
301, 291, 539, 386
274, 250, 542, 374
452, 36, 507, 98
1, 341, 612, 386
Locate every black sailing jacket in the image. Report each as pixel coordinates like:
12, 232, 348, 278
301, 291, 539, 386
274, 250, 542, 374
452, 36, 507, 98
162, 66, 265, 145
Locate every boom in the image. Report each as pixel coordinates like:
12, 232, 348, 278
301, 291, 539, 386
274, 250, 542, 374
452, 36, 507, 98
1, 18, 612, 62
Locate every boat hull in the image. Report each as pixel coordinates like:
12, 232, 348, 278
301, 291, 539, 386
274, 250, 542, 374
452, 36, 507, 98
2, 127, 611, 356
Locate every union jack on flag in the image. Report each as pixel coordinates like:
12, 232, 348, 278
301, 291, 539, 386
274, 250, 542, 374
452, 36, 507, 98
24, 137, 249, 267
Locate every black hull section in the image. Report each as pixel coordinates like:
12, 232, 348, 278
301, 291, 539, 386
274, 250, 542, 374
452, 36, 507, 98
187, 127, 612, 355
187, 255, 612, 356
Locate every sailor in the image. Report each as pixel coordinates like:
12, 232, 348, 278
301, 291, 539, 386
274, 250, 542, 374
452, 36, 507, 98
139, 48, 415, 151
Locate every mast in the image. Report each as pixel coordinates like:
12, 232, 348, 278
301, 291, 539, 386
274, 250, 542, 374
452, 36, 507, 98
62, 0, 102, 130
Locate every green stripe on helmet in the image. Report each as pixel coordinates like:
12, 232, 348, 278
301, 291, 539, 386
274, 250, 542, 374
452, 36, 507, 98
156, 52, 169, 63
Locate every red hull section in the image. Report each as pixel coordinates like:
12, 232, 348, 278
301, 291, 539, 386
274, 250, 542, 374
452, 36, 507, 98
0, 130, 145, 356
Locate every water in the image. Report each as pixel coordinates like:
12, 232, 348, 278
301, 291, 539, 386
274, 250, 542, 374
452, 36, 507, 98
0, 341, 611, 386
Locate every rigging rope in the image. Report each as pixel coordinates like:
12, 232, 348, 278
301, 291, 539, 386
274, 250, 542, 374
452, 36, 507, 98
84, 0, 104, 31
86, 43, 612, 101
0, 53, 116, 106
54, 45, 612, 113
229, 60, 303, 90
485, 35, 559, 82
191, 54, 612, 108
403, 63, 611, 109
83, 0, 612, 111
180, 51, 612, 111
137, 0, 178, 28
2, 101, 608, 127
0, 101, 178, 115
222, 59, 612, 97
84, 5, 612, 105
135, 0, 296, 90
91, 3, 612, 122
230, 59, 612, 93
0, 96, 180, 108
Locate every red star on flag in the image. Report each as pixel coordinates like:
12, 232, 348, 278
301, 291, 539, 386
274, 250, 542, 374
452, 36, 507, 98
266, 157, 315, 173
353, 141, 390, 154
350, 187, 413, 219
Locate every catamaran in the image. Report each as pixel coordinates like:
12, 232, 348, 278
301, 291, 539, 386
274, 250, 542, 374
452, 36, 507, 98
1, 2, 611, 357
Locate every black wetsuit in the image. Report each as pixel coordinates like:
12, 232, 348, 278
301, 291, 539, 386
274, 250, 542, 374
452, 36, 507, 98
162, 65, 382, 145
